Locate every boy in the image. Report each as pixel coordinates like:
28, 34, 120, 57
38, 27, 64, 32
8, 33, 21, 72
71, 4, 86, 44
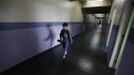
58, 22, 71, 59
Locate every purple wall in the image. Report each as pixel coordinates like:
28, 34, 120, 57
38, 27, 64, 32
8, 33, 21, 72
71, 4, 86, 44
116, 28, 134, 75
0, 22, 84, 72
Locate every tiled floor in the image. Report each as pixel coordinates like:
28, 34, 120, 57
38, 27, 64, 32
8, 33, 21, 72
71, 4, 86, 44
2, 25, 115, 75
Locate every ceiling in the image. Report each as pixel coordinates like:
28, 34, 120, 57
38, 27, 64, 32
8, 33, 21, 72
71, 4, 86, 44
70, 0, 113, 14
82, 6, 111, 14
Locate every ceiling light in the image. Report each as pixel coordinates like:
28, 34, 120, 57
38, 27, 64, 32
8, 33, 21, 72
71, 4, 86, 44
86, 0, 104, 3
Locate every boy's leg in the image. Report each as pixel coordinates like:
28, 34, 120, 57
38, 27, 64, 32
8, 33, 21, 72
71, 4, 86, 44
63, 41, 68, 59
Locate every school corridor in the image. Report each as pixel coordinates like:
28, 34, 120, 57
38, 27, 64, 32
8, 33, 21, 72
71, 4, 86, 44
0, 0, 134, 75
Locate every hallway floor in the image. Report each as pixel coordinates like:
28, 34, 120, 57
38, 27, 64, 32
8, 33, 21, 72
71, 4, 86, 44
2, 25, 115, 75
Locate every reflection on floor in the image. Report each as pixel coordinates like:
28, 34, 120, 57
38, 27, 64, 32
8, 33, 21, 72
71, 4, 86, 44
2, 25, 115, 75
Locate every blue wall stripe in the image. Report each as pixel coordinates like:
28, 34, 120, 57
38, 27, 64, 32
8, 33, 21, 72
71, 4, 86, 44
128, 28, 134, 44
0, 22, 83, 30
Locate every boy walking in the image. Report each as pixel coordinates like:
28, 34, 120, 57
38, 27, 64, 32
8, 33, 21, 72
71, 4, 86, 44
58, 22, 71, 59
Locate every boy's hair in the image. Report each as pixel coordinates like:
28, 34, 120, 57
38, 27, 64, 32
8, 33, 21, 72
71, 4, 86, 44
62, 22, 68, 27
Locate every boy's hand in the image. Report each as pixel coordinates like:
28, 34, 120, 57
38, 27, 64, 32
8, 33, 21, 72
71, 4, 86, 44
57, 37, 63, 43
60, 37, 63, 41
57, 39, 62, 42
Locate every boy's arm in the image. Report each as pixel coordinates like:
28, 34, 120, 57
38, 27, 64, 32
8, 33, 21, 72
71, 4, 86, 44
67, 30, 72, 43
60, 30, 63, 41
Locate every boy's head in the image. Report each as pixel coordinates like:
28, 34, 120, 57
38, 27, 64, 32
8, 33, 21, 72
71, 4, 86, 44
62, 22, 68, 30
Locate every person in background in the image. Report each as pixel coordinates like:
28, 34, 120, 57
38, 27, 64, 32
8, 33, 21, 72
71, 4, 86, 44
58, 22, 72, 59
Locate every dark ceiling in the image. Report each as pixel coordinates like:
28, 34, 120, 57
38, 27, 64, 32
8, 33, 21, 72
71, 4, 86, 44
69, 0, 112, 14
82, 6, 111, 14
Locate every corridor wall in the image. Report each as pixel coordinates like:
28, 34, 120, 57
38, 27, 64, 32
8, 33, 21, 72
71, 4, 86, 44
115, 1, 134, 74
0, 0, 83, 72
106, 0, 126, 66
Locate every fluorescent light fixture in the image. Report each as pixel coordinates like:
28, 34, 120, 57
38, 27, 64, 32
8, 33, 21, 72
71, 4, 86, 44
86, 0, 104, 3
94, 14, 105, 17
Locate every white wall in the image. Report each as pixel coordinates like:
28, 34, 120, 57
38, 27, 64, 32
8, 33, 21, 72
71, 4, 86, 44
108, 0, 125, 25
0, 0, 83, 22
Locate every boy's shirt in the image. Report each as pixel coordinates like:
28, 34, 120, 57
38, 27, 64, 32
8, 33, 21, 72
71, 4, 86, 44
60, 29, 71, 43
